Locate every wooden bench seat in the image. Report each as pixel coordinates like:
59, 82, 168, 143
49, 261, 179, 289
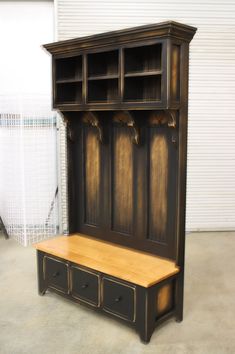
34, 234, 179, 288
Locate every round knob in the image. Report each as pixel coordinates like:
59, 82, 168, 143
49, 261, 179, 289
115, 296, 122, 303
81, 283, 88, 289
52, 271, 60, 277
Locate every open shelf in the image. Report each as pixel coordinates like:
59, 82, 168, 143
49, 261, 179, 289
124, 70, 162, 78
55, 55, 82, 82
124, 43, 162, 75
88, 50, 119, 78
124, 76, 161, 102
88, 78, 119, 102
88, 74, 119, 81
56, 78, 83, 84
56, 82, 82, 104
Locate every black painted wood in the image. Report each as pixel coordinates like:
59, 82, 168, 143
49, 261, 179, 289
37, 251, 177, 342
37, 250, 47, 295
43, 256, 69, 294
102, 277, 135, 322
71, 266, 99, 306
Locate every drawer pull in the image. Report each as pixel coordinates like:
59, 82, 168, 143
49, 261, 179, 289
52, 271, 60, 278
114, 296, 122, 303
81, 283, 89, 289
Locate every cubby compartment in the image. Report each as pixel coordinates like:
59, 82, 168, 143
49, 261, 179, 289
56, 82, 82, 104
55, 55, 82, 82
124, 75, 161, 101
88, 50, 119, 79
88, 79, 119, 102
124, 44, 162, 75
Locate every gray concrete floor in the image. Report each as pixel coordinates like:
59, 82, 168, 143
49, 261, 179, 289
0, 232, 235, 354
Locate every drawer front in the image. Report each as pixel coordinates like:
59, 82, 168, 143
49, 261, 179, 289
71, 266, 100, 306
43, 256, 69, 294
102, 277, 136, 322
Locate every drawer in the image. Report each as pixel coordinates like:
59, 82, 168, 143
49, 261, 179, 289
71, 266, 100, 306
102, 277, 136, 322
43, 256, 69, 294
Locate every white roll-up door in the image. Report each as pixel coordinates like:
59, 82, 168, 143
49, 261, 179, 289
55, 0, 235, 231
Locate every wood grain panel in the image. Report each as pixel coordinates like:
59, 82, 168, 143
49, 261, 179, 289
149, 130, 168, 242
84, 127, 100, 225
34, 235, 179, 288
171, 44, 180, 102
112, 126, 133, 234
156, 283, 173, 316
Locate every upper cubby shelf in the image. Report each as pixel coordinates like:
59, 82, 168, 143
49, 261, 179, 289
55, 55, 83, 104
123, 43, 162, 102
87, 50, 119, 103
124, 43, 162, 75
55, 55, 82, 82
88, 50, 119, 79
45, 21, 197, 110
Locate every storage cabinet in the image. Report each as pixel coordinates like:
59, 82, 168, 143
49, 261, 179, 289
35, 21, 196, 343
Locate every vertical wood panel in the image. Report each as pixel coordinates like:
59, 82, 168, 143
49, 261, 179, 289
84, 127, 100, 225
148, 129, 168, 242
171, 44, 180, 102
112, 126, 133, 234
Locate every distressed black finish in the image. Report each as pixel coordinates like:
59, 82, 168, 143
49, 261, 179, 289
102, 277, 135, 322
71, 266, 100, 306
38, 21, 197, 343
37, 250, 178, 342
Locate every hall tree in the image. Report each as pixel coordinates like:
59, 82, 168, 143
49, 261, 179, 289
35, 21, 196, 342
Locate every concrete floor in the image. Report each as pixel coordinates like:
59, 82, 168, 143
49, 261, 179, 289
0, 232, 235, 354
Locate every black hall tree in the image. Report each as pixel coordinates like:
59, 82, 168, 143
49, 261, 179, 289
35, 21, 197, 343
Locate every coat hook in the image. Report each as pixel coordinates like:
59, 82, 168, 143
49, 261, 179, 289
113, 111, 140, 145
82, 112, 103, 143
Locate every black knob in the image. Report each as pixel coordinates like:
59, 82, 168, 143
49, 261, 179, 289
115, 296, 122, 303
81, 283, 88, 289
52, 271, 59, 277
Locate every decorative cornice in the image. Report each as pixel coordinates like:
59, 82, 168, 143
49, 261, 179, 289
43, 21, 197, 55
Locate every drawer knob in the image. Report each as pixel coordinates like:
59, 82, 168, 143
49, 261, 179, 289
115, 296, 122, 303
52, 271, 60, 278
81, 283, 88, 289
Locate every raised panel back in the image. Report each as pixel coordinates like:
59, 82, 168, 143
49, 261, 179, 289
111, 125, 133, 235
67, 110, 178, 260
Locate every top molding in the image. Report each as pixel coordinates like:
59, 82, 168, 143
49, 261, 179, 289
43, 21, 197, 55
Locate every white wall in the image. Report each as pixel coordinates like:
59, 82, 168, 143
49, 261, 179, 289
0, 1, 58, 245
0, 0, 54, 112
55, 0, 235, 231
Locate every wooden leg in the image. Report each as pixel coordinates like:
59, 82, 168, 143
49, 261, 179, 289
37, 251, 47, 296
136, 286, 156, 343
175, 272, 184, 322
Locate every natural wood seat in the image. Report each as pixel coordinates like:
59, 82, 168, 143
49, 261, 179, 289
34, 234, 179, 288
